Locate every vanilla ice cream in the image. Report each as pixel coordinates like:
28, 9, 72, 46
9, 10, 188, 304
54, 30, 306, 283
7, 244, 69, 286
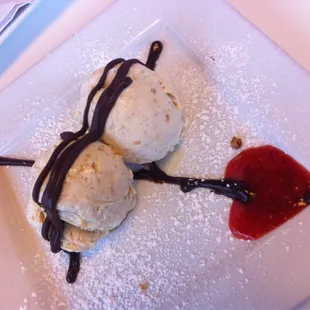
28, 141, 137, 251
77, 63, 183, 164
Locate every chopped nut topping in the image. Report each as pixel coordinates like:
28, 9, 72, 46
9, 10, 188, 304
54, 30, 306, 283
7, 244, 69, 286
139, 281, 149, 291
231, 136, 243, 149
153, 43, 159, 51
92, 162, 99, 172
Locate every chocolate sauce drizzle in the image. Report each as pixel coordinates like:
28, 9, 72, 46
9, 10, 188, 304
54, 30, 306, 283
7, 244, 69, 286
0, 157, 34, 167
0, 40, 255, 284
64, 251, 80, 284
133, 163, 251, 203
146, 41, 163, 71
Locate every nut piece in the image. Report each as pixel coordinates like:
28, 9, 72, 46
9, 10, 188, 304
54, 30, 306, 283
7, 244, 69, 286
231, 136, 243, 149
139, 281, 149, 291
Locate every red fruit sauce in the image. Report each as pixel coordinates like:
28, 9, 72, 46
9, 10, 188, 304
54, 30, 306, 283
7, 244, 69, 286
225, 145, 310, 240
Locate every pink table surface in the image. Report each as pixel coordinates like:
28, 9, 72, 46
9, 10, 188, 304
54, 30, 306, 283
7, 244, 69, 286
0, 0, 310, 91
228, 0, 310, 73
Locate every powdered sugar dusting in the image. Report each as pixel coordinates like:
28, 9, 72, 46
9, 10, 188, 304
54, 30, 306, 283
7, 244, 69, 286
19, 298, 28, 310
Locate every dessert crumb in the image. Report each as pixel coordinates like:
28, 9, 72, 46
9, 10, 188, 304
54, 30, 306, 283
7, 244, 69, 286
231, 136, 243, 149
139, 281, 149, 291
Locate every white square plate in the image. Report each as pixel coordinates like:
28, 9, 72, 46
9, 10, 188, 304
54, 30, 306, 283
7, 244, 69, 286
1, 0, 310, 309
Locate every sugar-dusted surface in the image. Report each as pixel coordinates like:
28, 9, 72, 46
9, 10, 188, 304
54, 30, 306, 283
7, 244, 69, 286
1, 0, 310, 309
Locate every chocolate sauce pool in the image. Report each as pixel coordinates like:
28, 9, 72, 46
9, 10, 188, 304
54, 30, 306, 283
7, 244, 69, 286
0, 41, 253, 284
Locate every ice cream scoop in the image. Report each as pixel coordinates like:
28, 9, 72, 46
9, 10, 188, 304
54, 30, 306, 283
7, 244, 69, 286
30, 141, 137, 234
77, 63, 183, 164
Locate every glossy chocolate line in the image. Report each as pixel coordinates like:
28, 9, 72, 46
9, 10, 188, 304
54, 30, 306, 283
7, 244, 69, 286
41, 217, 52, 241
133, 163, 252, 203
0, 156, 34, 167
65, 251, 80, 284
146, 41, 163, 70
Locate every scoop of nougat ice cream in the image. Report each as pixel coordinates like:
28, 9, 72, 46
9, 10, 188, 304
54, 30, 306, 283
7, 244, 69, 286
77, 63, 183, 164
30, 141, 137, 235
